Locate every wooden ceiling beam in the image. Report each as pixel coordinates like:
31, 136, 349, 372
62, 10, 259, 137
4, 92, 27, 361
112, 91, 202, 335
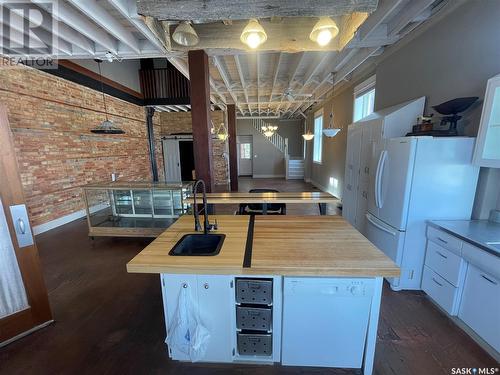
137, 0, 378, 21
107, 0, 171, 52
167, 17, 359, 53
32, 0, 119, 54
234, 55, 252, 116
67, 0, 141, 53
213, 56, 245, 114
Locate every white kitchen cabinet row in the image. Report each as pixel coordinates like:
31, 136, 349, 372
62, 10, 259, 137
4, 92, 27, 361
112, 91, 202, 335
422, 225, 500, 355
159, 274, 384, 373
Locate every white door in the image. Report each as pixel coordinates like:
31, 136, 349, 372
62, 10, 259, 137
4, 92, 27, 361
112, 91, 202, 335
371, 138, 417, 230
197, 275, 233, 362
162, 139, 181, 182
237, 136, 253, 176
343, 125, 362, 226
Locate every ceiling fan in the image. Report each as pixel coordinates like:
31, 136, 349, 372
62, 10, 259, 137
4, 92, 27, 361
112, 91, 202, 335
280, 87, 313, 102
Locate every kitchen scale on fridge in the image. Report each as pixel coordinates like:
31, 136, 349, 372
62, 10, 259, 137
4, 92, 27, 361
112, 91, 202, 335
406, 97, 478, 136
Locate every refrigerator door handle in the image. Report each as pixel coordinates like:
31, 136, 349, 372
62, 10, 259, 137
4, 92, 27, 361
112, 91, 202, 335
374, 150, 387, 208
366, 213, 397, 236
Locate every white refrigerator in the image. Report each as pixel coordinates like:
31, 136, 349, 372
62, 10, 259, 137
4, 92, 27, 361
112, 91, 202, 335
365, 136, 479, 291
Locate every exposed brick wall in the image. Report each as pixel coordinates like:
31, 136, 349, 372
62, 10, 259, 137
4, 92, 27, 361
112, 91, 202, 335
159, 111, 229, 186
0, 65, 163, 227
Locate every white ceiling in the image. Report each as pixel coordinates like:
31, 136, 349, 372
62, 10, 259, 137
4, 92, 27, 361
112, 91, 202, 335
0, 0, 448, 118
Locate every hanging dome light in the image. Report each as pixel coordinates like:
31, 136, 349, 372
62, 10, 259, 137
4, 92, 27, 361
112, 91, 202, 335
302, 131, 314, 141
91, 59, 125, 135
240, 19, 267, 49
310, 17, 339, 47
323, 72, 342, 138
172, 21, 199, 46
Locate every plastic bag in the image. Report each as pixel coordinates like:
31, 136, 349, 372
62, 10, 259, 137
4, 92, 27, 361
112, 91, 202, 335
166, 285, 210, 362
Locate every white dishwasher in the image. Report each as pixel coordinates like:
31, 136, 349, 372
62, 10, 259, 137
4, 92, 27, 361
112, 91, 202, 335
281, 277, 374, 368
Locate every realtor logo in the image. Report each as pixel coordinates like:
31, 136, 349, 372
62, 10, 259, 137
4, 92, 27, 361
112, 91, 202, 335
0, 0, 57, 56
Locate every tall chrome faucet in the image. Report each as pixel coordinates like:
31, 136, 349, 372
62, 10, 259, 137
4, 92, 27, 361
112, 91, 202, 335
192, 179, 217, 234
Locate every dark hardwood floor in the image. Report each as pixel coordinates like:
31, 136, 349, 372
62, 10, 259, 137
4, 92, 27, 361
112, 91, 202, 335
0, 178, 496, 374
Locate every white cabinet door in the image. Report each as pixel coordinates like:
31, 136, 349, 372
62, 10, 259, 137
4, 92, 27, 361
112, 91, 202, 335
197, 275, 233, 362
162, 274, 198, 361
473, 75, 500, 167
458, 265, 500, 352
343, 125, 362, 226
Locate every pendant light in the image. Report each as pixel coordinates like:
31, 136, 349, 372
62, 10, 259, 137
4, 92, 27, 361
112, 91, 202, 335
310, 17, 339, 47
323, 72, 341, 138
91, 59, 125, 135
172, 21, 199, 46
302, 131, 314, 141
240, 19, 267, 49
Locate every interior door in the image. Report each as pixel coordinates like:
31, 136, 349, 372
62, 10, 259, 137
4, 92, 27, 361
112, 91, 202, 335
0, 105, 52, 346
162, 139, 182, 182
237, 135, 253, 176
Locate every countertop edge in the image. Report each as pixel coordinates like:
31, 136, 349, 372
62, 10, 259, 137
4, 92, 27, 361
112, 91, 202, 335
427, 221, 499, 257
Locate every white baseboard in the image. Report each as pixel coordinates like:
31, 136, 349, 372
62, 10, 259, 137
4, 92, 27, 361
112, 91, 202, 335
252, 174, 285, 178
33, 203, 107, 235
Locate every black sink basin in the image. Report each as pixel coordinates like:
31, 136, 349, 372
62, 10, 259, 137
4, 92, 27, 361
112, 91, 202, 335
169, 233, 225, 256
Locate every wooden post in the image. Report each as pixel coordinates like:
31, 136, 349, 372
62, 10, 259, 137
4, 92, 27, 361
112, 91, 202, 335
227, 104, 238, 191
188, 50, 214, 192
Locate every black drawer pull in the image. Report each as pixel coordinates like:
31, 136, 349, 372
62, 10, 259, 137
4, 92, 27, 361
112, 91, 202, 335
436, 250, 448, 259
481, 274, 498, 285
432, 277, 443, 287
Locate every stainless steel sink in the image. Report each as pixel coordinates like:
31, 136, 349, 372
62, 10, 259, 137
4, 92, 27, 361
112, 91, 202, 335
169, 233, 225, 256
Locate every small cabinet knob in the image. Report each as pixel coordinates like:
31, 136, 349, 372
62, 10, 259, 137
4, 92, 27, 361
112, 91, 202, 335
203, 283, 209, 289
182, 283, 188, 288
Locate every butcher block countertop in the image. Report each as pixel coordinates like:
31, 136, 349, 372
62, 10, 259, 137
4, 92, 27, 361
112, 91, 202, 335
126, 215, 400, 277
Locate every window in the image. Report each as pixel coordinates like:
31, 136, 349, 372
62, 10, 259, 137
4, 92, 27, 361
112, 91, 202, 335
239, 143, 251, 159
313, 112, 323, 163
353, 75, 376, 122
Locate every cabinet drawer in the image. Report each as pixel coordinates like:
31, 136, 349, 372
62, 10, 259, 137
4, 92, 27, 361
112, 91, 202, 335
462, 242, 500, 280
421, 266, 459, 315
458, 264, 500, 353
236, 306, 272, 332
425, 241, 465, 287
236, 279, 273, 305
426, 226, 462, 254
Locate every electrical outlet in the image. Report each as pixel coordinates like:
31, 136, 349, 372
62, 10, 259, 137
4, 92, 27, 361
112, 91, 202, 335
111, 173, 116, 181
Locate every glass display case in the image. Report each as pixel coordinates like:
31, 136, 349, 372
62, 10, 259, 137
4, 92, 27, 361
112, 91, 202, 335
83, 181, 193, 238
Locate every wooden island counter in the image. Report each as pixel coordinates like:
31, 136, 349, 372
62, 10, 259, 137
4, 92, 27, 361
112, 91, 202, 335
127, 215, 399, 374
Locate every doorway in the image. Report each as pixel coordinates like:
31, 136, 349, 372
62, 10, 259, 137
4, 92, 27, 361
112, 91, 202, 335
162, 136, 195, 182
237, 135, 253, 176
178, 140, 194, 181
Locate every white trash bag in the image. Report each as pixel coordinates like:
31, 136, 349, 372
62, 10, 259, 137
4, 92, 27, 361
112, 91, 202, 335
166, 285, 210, 362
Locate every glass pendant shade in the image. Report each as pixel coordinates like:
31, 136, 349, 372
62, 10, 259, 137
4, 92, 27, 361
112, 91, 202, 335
172, 21, 199, 46
240, 19, 267, 49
